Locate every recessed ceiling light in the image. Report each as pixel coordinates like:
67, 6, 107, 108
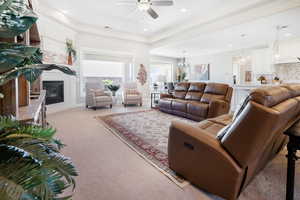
285, 33, 292, 37
143, 28, 148, 32
104, 26, 112, 29
180, 8, 188, 13
61, 10, 69, 14
241, 34, 247, 38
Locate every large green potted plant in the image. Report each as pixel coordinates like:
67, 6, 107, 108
0, 0, 78, 199
0, 116, 78, 200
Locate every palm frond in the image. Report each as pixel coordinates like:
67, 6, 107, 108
2, 137, 77, 199
0, 42, 42, 74
0, 176, 25, 200
0, 115, 19, 133
0, 63, 76, 85
0, 145, 43, 194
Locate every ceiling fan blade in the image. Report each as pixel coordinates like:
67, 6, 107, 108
151, 0, 173, 6
116, 1, 136, 5
147, 7, 159, 19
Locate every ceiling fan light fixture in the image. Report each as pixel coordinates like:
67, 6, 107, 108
137, 1, 151, 11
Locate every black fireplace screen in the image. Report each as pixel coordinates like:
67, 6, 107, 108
43, 81, 64, 105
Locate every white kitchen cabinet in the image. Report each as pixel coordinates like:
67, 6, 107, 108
251, 48, 273, 74
275, 39, 300, 64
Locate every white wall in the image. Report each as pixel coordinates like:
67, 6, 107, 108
37, 14, 153, 112
37, 15, 79, 113
150, 55, 178, 82
188, 51, 234, 84
77, 33, 151, 99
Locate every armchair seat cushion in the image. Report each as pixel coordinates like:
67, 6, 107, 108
126, 94, 142, 100
95, 96, 112, 102
172, 99, 188, 112
187, 102, 209, 118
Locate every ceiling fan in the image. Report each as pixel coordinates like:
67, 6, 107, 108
117, 0, 174, 19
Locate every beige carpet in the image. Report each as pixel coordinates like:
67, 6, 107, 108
48, 106, 300, 200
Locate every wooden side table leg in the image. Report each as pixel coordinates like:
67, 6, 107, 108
286, 142, 297, 200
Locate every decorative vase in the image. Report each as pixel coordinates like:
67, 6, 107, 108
112, 91, 116, 96
67, 52, 73, 65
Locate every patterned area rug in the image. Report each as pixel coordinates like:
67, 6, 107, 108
97, 109, 300, 199
97, 110, 197, 187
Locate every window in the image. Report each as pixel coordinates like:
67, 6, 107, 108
150, 63, 173, 85
82, 60, 125, 78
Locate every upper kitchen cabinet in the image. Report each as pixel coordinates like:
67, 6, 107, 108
275, 38, 300, 64
251, 48, 273, 74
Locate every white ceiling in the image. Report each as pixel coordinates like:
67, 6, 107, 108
151, 6, 300, 57
39, 0, 300, 57
41, 0, 272, 36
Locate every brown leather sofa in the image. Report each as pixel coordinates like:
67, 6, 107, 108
168, 84, 300, 200
159, 82, 233, 121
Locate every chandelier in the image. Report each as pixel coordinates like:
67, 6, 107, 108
178, 51, 190, 68
273, 25, 288, 60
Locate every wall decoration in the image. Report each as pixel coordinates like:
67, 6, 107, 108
66, 39, 77, 65
245, 71, 252, 82
194, 64, 210, 81
137, 64, 147, 85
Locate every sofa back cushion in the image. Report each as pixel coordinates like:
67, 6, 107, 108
220, 84, 300, 169
201, 83, 229, 103
185, 83, 206, 101
173, 82, 190, 99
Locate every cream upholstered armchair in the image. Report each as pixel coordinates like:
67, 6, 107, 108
123, 82, 142, 107
86, 82, 113, 110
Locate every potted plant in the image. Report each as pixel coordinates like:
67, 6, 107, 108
257, 75, 267, 84
0, 116, 78, 199
103, 80, 120, 96
0, 0, 78, 198
107, 84, 120, 96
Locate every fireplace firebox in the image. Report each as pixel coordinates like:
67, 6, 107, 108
43, 81, 64, 105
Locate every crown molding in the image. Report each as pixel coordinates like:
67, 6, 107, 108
36, 2, 149, 44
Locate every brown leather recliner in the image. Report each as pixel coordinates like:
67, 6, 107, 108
168, 84, 300, 200
159, 82, 233, 121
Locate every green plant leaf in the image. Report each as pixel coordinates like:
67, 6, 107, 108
0, 176, 25, 200
0, 117, 78, 199
0, 63, 76, 85
0, 0, 38, 38
0, 42, 42, 73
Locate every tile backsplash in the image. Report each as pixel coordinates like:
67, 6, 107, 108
274, 63, 300, 81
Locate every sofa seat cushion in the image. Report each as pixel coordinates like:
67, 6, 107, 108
208, 114, 233, 126
187, 101, 209, 118
185, 92, 203, 101
174, 91, 188, 99
95, 96, 112, 102
201, 93, 226, 104
172, 99, 188, 112
159, 98, 173, 110
197, 120, 226, 137
126, 94, 141, 100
